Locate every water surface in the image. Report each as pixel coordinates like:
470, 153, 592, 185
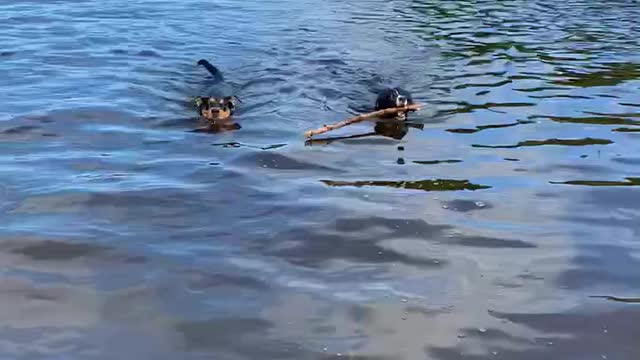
1, 0, 639, 359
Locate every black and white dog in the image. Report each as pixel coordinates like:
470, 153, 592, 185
374, 87, 414, 120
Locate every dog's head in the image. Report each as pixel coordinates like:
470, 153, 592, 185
376, 88, 410, 109
391, 88, 409, 107
195, 96, 238, 121
375, 88, 413, 120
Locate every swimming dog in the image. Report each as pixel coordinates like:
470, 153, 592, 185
195, 59, 240, 123
374, 87, 414, 120
194, 95, 238, 122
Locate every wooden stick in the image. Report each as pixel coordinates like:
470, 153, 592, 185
304, 104, 421, 138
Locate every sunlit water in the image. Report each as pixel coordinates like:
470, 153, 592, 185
1, 0, 639, 359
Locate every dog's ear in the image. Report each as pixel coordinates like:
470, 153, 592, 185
194, 97, 203, 107
223, 96, 238, 109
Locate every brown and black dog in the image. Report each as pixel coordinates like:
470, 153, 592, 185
194, 95, 238, 121
195, 59, 241, 123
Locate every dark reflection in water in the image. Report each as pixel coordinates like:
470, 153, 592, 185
612, 127, 640, 133
538, 115, 640, 126
211, 141, 287, 150
1, 0, 640, 359
430, 308, 640, 360
413, 159, 462, 165
550, 177, 640, 187
553, 62, 640, 87
437, 101, 535, 116
590, 296, 640, 304
191, 121, 242, 133
446, 120, 534, 134
473, 137, 613, 149
322, 179, 491, 191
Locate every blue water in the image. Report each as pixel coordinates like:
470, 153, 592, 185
1, 0, 639, 359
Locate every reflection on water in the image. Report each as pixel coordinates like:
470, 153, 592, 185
553, 62, 640, 87
590, 296, 640, 304
413, 159, 462, 165
191, 121, 242, 133
472, 137, 613, 149
538, 115, 640, 126
321, 179, 491, 191
446, 120, 534, 134
613, 127, 640, 133
550, 177, 640, 187
1, 0, 640, 359
305, 120, 423, 145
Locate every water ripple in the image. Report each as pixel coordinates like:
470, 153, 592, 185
1, 0, 640, 359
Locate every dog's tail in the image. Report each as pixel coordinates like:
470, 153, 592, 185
197, 59, 224, 82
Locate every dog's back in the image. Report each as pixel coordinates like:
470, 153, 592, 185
197, 58, 234, 100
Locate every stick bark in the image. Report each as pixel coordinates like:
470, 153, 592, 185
304, 104, 421, 138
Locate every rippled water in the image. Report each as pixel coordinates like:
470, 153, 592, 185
1, 0, 639, 359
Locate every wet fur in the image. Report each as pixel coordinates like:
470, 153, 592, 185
194, 95, 237, 122
195, 59, 238, 122
375, 87, 414, 120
